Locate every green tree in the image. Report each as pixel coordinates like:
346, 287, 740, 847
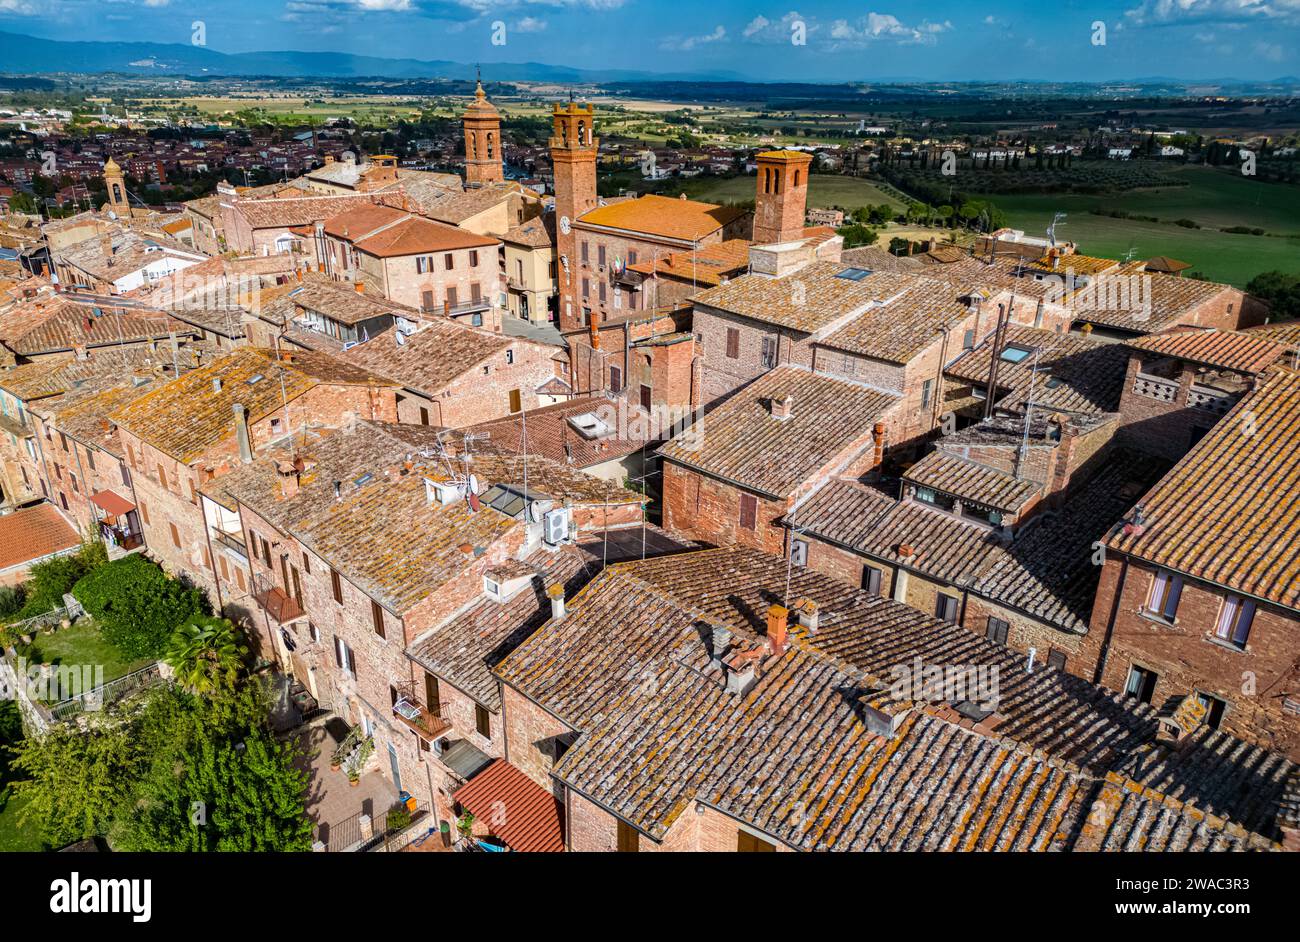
12, 719, 139, 847
115, 684, 311, 852
73, 555, 203, 660
164, 616, 248, 695
1245, 271, 1300, 321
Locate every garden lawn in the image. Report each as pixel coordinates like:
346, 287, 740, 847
17, 619, 152, 689
0, 792, 42, 852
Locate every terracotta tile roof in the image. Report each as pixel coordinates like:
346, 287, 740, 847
1126, 328, 1286, 374
791, 479, 998, 585
838, 245, 927, 273
579, 194, 747, 243
1106, 367, 1300, 610
945, 324, 1128, 416
658, 365, 899, 498
821, 283, 975, 364
625, 239, 751, 287
973, 450, 1169, 631
408, 544, 595, 710
294, 467, 519, 613
497, 545, 1293, 848
110, 347, 395, 463
1144, 255, 1192, 274
904, 449, 1042, 514
451, 395, 652, 470
450, 759, 565, 852
0, 502, 79, 571
1028, 252, 1120, 276
322, 204, 497, 258
1245, 320, 1300, 352
339, 319, 510, 394
692, 261, 917, 334
0, 345, 191, 402
320, 203, 406, 240
1070, 271, 1232, 334
57, 231, 204, 283
793, 450, 1166, 633
0, 295, 194, 357
354, 215, 497, 258
501, 214, 555, 249
284, 276, 419, 327
229, 195, 375, 230
397, 184, 512, 226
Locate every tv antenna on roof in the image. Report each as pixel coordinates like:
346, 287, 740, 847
1047, 211, 1067, 247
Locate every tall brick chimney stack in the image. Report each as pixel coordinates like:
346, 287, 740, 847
753, 150, 813, 245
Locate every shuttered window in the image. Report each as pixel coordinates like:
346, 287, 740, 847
862, 565, 882, 595
475, 704, 491, 739
739, 493, 758, 530
725, 327, 740, 359
935, 593, 959, 623
331, 568, 343, 605
986, 617, 1010, 645
617, 820, 639, 853
371, 599, 386, 638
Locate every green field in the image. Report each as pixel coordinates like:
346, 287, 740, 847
676, 173, 906, 211
971, 167, 1300, 287
0, 793, 42, 852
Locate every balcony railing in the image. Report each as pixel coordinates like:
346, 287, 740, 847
1132, 373, 1179, 403
1187, 384, 1239, 416
444, 297, 492, 316
392, 680, 453, 742
212, 528, 248, 559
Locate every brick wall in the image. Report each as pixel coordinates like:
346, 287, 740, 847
1090, 555, 1300, 759
501, 682, 573, 792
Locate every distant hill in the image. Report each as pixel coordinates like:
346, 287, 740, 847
0, 31, 742, 83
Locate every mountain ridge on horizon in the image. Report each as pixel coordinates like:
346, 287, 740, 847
0, 30, 1296, 90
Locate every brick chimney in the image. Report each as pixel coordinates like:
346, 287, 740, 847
769, 395, 793, 420
766, 603, 789, 656
872, 421, 886, 467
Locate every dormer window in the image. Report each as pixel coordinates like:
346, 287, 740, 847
484, 576, 502, 600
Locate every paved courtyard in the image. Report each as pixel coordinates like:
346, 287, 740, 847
293, 716, 399, 852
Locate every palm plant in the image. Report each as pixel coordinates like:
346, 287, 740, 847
164, 616, 248, 694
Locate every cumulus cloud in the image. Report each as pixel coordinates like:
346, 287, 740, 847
661, 24, 726, 51
1125, 0, 1300, 26
828, 13, 952, 46
739, 10, 817, 43
515, 14, 547, 30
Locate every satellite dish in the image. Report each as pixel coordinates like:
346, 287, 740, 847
395, 330, 407, 346
468, 474, 480, 494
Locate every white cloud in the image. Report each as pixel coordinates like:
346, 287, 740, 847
661, 24, 726, 51
828, 12, 952, 46
515, 14, 547, 31
1125, 0, 1300, 26
739, 10, 816, 43
1254, 39, 1287, 59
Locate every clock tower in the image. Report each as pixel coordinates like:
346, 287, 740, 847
550, 99, 598, 331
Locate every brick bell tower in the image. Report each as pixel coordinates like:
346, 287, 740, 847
551, 97, 598, 331
753, 150, 812, 244
103, 157, 128, 216
462, 75, 504, 187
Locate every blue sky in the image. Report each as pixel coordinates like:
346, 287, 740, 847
2, 0, 1298, 81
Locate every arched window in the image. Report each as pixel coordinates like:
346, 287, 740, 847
578, 121, 586, 146
763, 168, 771, 194
487, 133, 494, 159
793, 169, 801, 188
470, 134, 477, 158
773, 169, 782, 191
